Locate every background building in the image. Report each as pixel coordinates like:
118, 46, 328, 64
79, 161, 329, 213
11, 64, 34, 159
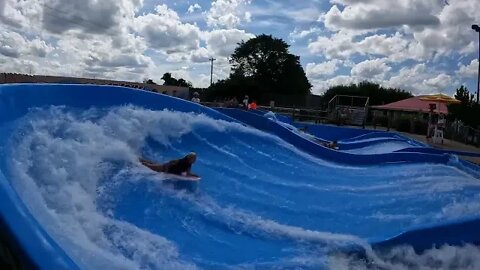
0, 73, 190, 99
371, 95, 449, 121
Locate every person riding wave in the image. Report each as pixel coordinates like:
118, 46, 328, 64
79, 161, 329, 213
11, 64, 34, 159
323, 140, 339, 150
140, 152, 199, 177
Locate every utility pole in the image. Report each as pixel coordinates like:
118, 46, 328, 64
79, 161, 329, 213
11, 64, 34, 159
209, 57, 216, 86
472, 24, 480, 103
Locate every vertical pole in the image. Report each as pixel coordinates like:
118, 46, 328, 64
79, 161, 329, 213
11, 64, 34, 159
292, 104, 296, 121
477, 32, 480, 103
209, 58, 216, 86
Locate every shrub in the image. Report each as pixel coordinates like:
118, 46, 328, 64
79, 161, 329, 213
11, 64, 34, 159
412, 119, 428, 135
374, 116, 389, 127
395, 117, 411, 132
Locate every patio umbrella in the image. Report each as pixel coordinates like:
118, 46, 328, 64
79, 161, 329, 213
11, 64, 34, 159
419, 94, 461, 105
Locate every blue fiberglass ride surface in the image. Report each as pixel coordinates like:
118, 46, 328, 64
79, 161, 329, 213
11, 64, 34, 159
216, 108, 451, 165
241, 109, 425, 153
246, 110, 465, 156
1, 84, 480, 269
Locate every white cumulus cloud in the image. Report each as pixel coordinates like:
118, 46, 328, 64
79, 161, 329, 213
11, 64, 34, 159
306, 60, 340, 78
187, 3, 202, 14
423, 74, 452, 90
206, 0, 252, 29
351, 59, 391, 79
322, 1, 441, 31
205, 29, 255, 57
134, 5, 201, 53
457, 60, 479, 78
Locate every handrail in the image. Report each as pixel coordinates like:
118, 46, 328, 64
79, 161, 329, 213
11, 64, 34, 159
334, 94, 370, 100
258, 105, 326, 114
364, 97, 370, 128
327, 95, 370, 112
327, 95, 370, 127
328, 95, 337, 107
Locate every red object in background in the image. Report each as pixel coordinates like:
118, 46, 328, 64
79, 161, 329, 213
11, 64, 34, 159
371, 96, 449, 114
248, 102, 257, 110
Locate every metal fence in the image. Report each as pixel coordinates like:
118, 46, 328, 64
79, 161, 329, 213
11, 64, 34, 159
445, 124, 480, 147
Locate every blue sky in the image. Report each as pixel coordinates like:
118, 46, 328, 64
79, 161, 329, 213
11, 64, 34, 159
0, 0, 479, 95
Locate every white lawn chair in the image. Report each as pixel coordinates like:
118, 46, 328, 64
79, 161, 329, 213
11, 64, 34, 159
433, 126, 444, 144
433, 118, 446, 144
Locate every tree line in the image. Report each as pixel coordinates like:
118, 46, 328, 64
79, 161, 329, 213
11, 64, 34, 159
321, 82, 412, 106
146, 34, 430, 108
204, 35, 413, 106
448, 86, 480, 127
144, 72, 192, 88
206, 34, 311, 103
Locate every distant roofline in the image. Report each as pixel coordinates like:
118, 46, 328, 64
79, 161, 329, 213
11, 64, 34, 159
0, 73, 189, 91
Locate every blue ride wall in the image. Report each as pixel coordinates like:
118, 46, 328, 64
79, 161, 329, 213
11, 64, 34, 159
293, 122, 376, 141
216, 107, 480, 253
0, 84, 235, 270
0, 84, 478, 269
216, 108, 450, 165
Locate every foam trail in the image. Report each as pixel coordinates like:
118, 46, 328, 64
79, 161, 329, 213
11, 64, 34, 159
329, 244, 480, 270
343, 142, 415, 154
8, 106, 202, 269
186, 192, 365, 246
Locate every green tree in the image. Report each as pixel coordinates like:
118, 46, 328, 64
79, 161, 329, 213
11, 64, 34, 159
448, 85, 480, 127
206, 75, 257, 101
228, 34, 311, 95
453, 85, 474, 104
161, 73, 176, 86
177, 78, 193, 88
143, 79, 156, 84
321, 81, 412, 106
161, 73, 192, 88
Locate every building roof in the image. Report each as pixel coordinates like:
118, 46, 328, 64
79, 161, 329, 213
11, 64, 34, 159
371, 95, 449, 114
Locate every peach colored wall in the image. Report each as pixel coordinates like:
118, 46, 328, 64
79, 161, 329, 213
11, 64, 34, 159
0, 73, 190, 99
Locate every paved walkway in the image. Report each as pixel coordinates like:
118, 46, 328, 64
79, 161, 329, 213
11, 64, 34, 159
399, 132, 480, 164
363, 125, 480, 164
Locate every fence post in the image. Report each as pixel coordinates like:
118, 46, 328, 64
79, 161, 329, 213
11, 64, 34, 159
476, 128, 480, 147
292, 104, 296, 121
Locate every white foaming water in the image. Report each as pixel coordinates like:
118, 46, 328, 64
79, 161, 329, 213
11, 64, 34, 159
4, 105, 480, 269
340, 137, 402, 144
329, 244, 480, 270
7, 105, 293, 269
6, 105, 363, 269
8, 106, 213, 269
436, 194, 480, 220
183, 192, 365, 246
343, 141, 414, 154
263, 111, 278, 121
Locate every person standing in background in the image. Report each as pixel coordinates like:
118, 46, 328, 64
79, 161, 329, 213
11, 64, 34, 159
191, 92, 200, 103
243, 95, 249, 109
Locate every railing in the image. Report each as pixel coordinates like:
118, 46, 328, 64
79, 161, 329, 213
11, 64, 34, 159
327, 95, 370, 127
364, 98, 370, 127
257, 106, 328, 123
201, 101, 328, 124
445, 124, 480, 147
200, 101, 225, 107
327, 95, 369, 113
